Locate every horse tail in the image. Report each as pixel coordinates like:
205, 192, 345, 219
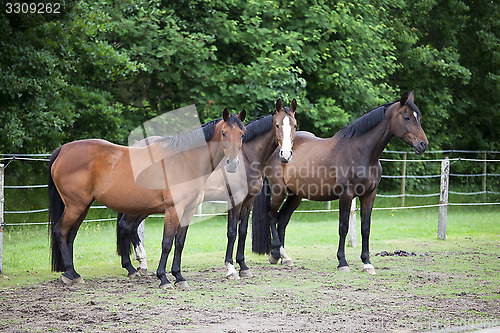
251, 177, 271, 254
116, 213, 134, 257
48, 146, 65, 272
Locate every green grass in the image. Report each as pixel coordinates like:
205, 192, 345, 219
1, 204, 498, 288
1, 205, 498, 332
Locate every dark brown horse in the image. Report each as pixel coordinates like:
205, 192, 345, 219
48, 108, 246, 287
116, 99, 298, 279
252, 91, 428, 274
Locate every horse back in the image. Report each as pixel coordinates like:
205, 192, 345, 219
276, 134, 381, 200
51, 139, 140, 205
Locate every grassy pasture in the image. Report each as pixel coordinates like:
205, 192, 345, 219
1, 202, 498, 286
0, 201, 499, 332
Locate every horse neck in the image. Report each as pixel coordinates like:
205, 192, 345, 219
242, 127, 277, 167
206, 134, 225, 167
352, 109, 394, 164
148, 136, 223, 175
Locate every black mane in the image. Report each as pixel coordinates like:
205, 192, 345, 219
243, 115, 273, 142
338, 102, 394, 138
157, 114, 245, 152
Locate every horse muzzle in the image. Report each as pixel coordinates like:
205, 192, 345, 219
414, 140, 428, 155
225, 158, 240, 173
279, 150, 293, 163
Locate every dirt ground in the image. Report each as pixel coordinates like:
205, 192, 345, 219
1, 252, 499, 333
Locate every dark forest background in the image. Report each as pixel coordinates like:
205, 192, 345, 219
1, 0, 498, 158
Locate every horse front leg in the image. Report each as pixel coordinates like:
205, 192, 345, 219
337, 195, 353, 272
276, 194, 302, 266
360, 191, 376, 275
225, 203, 242, 280
268, 213, 281, 264
170, 205, 196, 288
157, 207, 178, 289
171, 225, 190, 288
268, 191, 287, 264
235, 203, 252, 277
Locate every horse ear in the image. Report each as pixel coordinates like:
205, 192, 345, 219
223, 108, 230, 122
275, 98, 282, 113
400, 91, 409, 105
408, 91, 415, 103
239, 109, 246, 122
290, 98, 297, 113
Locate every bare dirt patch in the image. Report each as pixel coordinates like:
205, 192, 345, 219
1, 252, 499, 332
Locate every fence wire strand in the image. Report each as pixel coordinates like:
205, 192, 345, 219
2, 151, 499, 226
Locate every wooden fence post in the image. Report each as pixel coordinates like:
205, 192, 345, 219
438, 158, 449, 240
348, 198, 356, 247
196, 203, 202, 217
401, 152, 407, 207
482, 152, 487, 200
0, 164, 4, 274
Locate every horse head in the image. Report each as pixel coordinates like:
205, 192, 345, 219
273, 98, 298, 163
220, 108, 247, 173
390, 91, 428, 155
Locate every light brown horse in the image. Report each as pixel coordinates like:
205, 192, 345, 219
252, 91, 428, 275
48, 108, 246, 287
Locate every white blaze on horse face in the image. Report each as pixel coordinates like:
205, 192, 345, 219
413, 111, 418, 121
281, 117, 293, 160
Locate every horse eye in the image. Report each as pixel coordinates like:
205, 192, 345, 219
222, 131, 226, 137
404, 116, 411, 121
276, 124, 279, 129
294, 125, 297, 130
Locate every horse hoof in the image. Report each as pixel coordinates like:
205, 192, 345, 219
226, 272, 240, 280
239, 269, 252, 278
128, 271, 141, 279
61, 274, 73, 285
281, 259, 294, 266
73, 277, 85, 284
337, 266, 350, 273
363, 264, 376, 275
268, 254, 279, 265
159, 282, 173, 289
175, 280, 189, 289
138, 268, 148, 276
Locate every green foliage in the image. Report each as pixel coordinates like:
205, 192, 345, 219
387, 0, 499, 152
0, 0, 141, 154
0, 0, 497, 155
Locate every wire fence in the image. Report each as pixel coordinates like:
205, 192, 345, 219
2, 150, 498, 274
1, 150, 499, 226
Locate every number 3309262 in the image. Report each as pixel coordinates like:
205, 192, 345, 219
6, 3, 61, 14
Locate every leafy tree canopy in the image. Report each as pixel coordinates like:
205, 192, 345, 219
0, 0, 497, 156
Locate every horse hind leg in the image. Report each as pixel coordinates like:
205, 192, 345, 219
53, 204, 91, 284
117, 214, 140, 278
134, 219, 148, 275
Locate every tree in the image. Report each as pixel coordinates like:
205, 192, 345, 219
0, 1, 141, 154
